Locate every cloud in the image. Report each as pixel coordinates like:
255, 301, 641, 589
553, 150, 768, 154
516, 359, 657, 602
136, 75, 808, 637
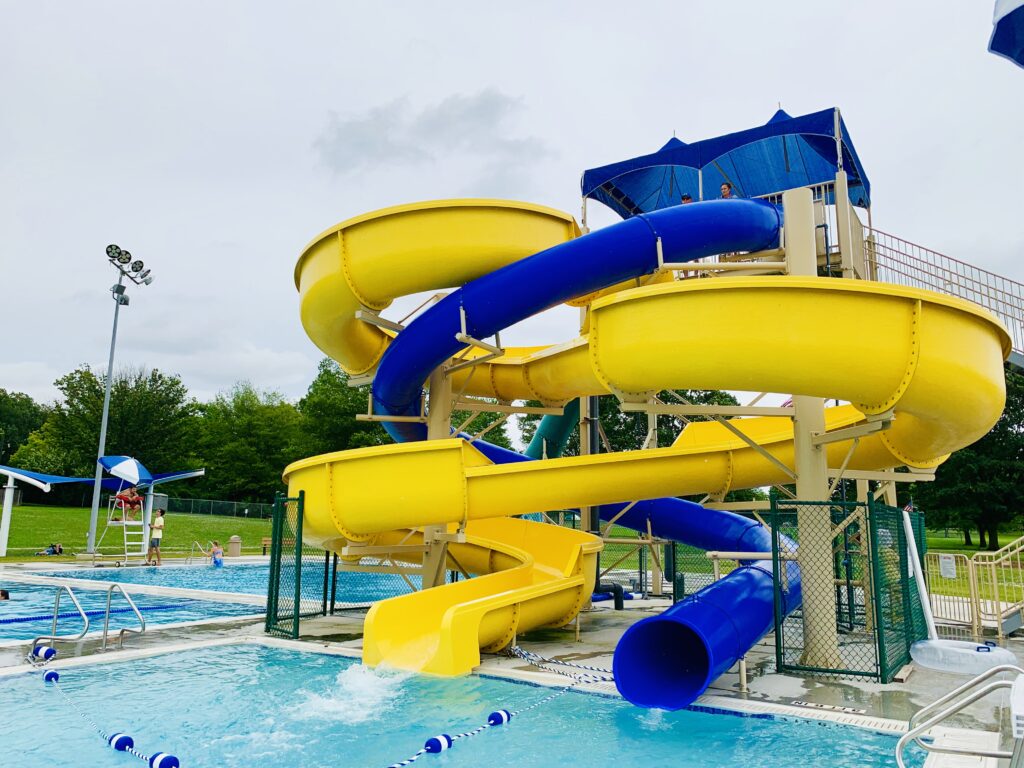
312, 89, 553, 194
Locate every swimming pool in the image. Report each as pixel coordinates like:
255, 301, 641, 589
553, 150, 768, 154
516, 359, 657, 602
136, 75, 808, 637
36, 563, 418, 602
0, 582, 261, 642
0, 644, 923, 768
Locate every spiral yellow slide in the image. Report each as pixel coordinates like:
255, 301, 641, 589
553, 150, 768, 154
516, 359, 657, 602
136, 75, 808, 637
285, 199, 1009, 676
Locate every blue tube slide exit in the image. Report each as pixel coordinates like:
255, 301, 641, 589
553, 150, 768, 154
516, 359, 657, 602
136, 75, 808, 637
368, 199, 799, 709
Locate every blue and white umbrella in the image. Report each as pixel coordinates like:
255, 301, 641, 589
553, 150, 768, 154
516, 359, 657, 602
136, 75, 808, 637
990, 0, 1024, 68
98, 456, 153, 486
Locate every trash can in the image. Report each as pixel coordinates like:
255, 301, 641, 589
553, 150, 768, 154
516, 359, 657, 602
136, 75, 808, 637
227, 535, 242, 558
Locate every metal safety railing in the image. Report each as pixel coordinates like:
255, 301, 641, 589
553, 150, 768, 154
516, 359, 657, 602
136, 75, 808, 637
100, 584, 146, 651
975, 536, 1024, 636
866, 228, 1024, 357
896, 664, 1024, 768
926, 534, 1024, 640
27, 583, 148, 661
187, 540, 212, 565
28, 585, 90, 660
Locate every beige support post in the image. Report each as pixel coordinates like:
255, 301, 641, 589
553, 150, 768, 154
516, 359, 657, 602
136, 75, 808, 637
647, 402, 663, 595
834, 170, 856, 280
883, 483, 898, 507
422, 366, 455, 587
580, 393, 594, 609
784, 187, 843, 668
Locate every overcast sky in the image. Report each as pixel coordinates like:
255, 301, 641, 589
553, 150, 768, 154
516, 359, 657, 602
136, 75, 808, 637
2, 1, 1021, 407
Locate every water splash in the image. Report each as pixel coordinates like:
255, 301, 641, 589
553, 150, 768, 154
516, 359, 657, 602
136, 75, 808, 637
292, 664, 411, 725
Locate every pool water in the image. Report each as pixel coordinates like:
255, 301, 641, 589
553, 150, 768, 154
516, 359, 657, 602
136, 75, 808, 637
0, 644, 924, 768
0, 582, 261, 641
37, 563, 418, 602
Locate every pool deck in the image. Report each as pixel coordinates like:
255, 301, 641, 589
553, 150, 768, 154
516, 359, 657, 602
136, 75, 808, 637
1, 562, 1018, 761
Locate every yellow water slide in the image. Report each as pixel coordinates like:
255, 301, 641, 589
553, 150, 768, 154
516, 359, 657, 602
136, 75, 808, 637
285, 200, 1009, 676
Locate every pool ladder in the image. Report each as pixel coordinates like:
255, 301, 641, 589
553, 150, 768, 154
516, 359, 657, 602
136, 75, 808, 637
187, 540, 212, 565
27, 584, 147, 662
895, 664, 1024, 767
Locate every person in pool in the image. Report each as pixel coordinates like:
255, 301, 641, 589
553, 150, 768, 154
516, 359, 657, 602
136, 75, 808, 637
0, 589, 9, 600
210, 540, 224, 568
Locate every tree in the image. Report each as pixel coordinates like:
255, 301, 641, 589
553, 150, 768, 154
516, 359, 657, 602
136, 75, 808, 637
193, 382, 303, 502
12, 366, 198, 477
296, 359, 388, 456
912, 367, 1024, 551
0, 389, 47, 464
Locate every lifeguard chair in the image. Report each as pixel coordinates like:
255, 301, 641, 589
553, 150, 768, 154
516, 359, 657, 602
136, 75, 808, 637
94, 488, 148, 566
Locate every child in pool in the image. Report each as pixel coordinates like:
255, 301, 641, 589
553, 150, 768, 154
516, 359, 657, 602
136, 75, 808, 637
211, 540, 224, 568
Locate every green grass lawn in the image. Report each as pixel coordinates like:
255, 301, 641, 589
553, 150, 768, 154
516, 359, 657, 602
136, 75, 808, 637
1, 505, 272, 562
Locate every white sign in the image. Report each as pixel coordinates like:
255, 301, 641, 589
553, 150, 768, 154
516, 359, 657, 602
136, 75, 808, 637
939, 554, 957, 580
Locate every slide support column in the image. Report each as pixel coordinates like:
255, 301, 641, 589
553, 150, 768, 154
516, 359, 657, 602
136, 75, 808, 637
785, 187, 842, 668
422, 366, 454, 587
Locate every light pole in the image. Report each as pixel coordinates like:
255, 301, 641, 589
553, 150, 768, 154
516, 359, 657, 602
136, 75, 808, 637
85, 245, 154, 554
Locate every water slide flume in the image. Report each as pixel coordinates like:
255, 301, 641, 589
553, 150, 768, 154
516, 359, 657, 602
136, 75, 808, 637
287, 199, 1008, 706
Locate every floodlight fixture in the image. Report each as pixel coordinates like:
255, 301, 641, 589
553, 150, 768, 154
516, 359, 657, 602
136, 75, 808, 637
130, 260, 144, 273
106, 244, 122, 259
117, 250, 132, 265
142, 276, 154, 285
139, 269, 151, 279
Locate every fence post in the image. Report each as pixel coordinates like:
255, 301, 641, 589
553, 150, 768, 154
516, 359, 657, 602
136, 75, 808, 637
770, 494, 785, 673
330, 553, 339, 614
321, 550, 330, 616
292, 490, 305, 639
868, 497, 890, 681
265, 493, 284, 633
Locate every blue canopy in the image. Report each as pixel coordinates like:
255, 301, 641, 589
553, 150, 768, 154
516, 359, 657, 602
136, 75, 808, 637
0, 463, 204, 493
581, 107, 871, 219
0, 465, 93, 493
990, 0, 1024, 68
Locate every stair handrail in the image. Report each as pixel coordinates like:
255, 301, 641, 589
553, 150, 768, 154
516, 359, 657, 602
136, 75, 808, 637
27, 585, 90, 660
100, 583, 146, 651
187, 540, 212, 565
972, 533, 1024, 564
896, 678, 1016, 767
908, 663, 1023, 733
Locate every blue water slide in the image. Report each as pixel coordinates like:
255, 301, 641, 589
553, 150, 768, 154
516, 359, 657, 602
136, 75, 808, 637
369, 199, 799, 708
601, 498, 800, 709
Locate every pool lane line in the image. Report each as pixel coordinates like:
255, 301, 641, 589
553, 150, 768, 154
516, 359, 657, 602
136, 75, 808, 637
41, 667, 180, 767
385, 650, 614, 768
0, 604, 190, 625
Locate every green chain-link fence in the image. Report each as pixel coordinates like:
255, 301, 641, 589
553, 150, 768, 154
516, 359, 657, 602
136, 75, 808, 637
265, 491, 334, 638
769, 496, 928, 682
265, 491, 439, 638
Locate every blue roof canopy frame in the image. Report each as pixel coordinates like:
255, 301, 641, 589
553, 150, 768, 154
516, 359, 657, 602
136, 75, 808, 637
581, 107, 871, 220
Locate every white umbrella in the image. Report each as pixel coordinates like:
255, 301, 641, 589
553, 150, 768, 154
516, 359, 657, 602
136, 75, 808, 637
98, 455, 153, 486
990, 0, 1024, 68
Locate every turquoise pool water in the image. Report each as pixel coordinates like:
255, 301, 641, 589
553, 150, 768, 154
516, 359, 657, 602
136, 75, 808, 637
0, 644, 923, 768
0, 582, 260, 641
37, 563, 418, 601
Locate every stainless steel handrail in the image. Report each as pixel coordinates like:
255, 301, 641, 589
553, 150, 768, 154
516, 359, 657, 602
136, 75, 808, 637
28, 585, 90, 660
187, 540, 211, 565
100, 584, 146, 651
896, 675, 1019, 767
908, 663, 1023, 734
